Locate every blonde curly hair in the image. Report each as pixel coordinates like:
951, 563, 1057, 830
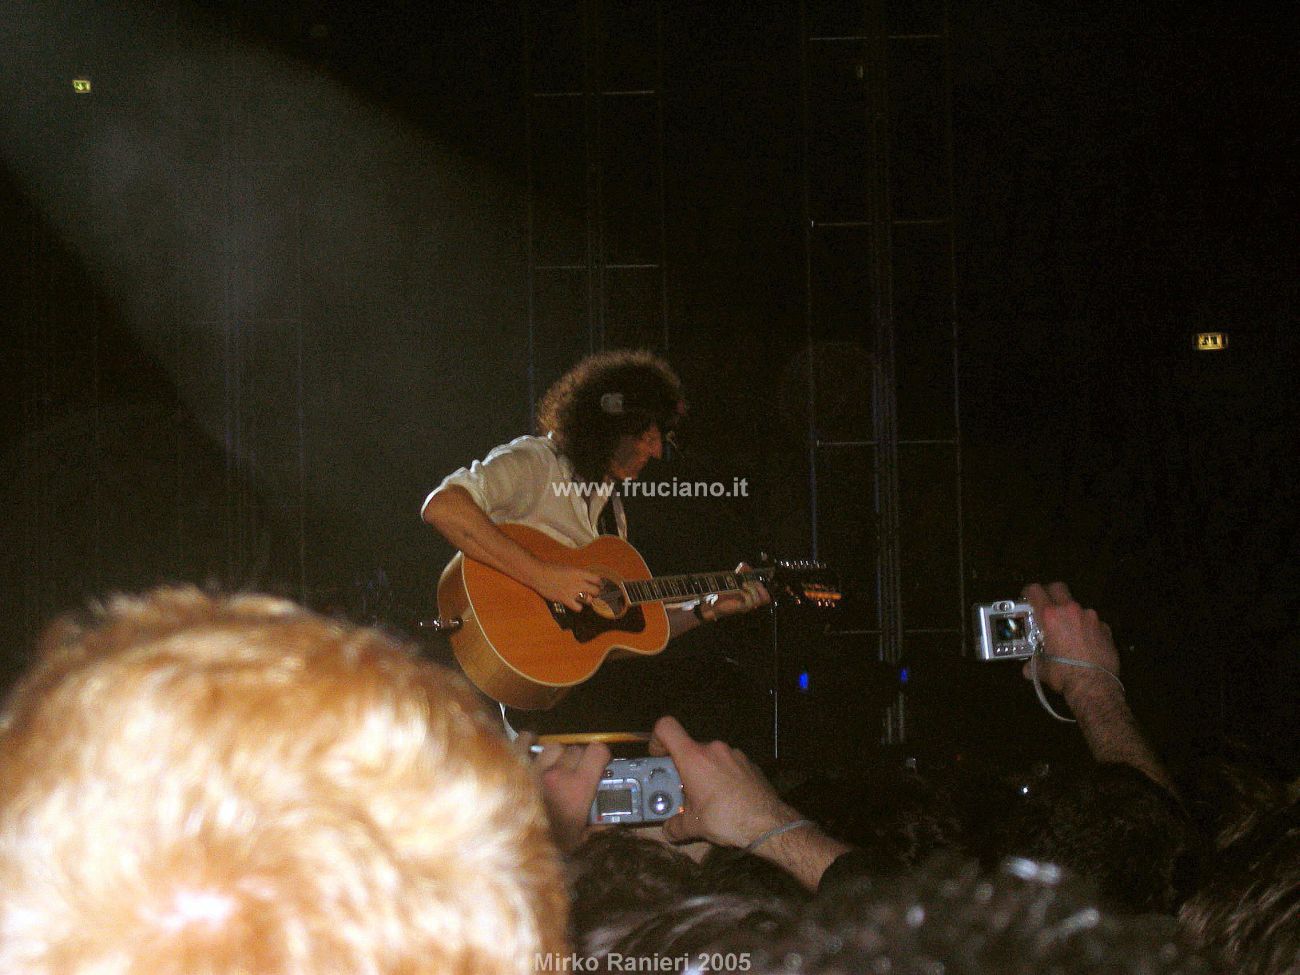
0, 587, 567, 975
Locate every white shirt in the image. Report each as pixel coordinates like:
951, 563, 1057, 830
427, 434, 625, 548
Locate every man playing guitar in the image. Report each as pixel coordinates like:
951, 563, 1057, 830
421, 349, 770, 711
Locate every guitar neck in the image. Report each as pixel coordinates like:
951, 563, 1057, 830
623, 569, 768, 606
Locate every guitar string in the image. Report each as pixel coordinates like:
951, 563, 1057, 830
622, 570, 764, 605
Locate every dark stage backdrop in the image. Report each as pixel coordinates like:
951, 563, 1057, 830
1, 1, 1294, 771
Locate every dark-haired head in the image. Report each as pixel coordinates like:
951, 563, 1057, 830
1179, 801, 1299, 975
991, 762, 1200, 914
750, 854, 1212, 975
536, 350, 685, 483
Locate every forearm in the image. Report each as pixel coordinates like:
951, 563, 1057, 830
422, 486, 542, 589
1065, 680, 1173, 793
668, 583, 766, 637
724, 795, 854, 891
748, 817, 854, 890
668, 604, 701, 637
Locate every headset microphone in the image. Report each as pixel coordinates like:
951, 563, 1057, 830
665, 429, 682, 461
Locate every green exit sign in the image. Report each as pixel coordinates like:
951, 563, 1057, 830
1195, 332, 1228, 351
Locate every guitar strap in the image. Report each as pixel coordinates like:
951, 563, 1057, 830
596, 483, 621, 537
498, 702, 520, 741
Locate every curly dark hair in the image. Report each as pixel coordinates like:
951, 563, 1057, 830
536, 349, 684, 483
990, 763, 1201, 914
748, 854, 1214, 975
784, 767, 966, 877
566, 829, 701, 938
1179, 802, 1299, 975
589, 894, 799, 972
1177, 751, 1292, 850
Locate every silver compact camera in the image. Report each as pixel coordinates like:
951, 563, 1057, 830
588, 756, 684, 825
973, 600, 1042, 661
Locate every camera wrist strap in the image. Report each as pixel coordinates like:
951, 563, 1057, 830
1028, 651, 1125, 723
745, 818, 815, 853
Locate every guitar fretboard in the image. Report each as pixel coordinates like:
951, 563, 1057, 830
623, 571, 768, 605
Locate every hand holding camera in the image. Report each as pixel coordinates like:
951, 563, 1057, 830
973, 583, 1170, 787
647, 715, 802, 850
588, 756, 684, 825
973, 599, 1043, 660
974, 582, 1126, 724
1021, 582, 1121, 697
533, 739, 613, 851
973, 583, 1121, 692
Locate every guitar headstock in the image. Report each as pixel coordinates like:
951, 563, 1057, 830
767, 559, 842, 609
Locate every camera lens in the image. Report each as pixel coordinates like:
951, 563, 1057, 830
995, 616, 1024, 641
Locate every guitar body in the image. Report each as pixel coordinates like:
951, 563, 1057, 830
438, 523, 670, 710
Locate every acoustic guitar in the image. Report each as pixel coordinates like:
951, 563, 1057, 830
436, 523, 839, 710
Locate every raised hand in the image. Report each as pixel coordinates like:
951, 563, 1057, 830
1021, 581, 1120, 695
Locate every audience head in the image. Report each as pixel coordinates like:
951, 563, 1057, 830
567, 828, 701, 936
753, 854, 1213, 975
584, 894, 798, 974
1179, 801, 1299, 975
565, 829, 806, 969
697, 846, 810, 903
785, 764, 964, 875
992, 762, 1199, 913
1178, 748, 1291, 850
0, 586, 567, 975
